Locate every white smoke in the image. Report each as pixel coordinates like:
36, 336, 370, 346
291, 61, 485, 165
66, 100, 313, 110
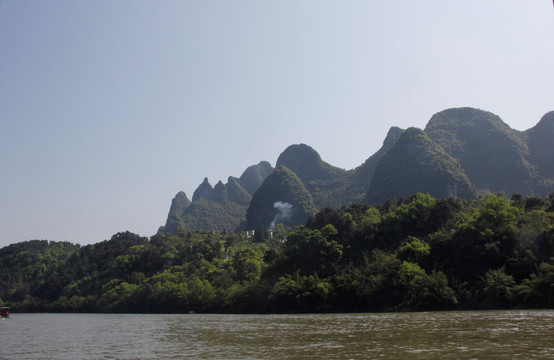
269, 201, 293, 229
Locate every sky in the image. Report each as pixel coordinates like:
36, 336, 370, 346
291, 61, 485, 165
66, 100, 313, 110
1, 1, 553, 247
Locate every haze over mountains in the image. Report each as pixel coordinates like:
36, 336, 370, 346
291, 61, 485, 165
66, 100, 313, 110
159, 107, 554, 234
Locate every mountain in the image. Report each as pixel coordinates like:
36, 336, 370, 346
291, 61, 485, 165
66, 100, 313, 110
191, 177, 214, 201
347, 126, 404, 203
227, 176, 252, 206
238, 161, 274, 194
276, 144, 349, 208
159, 162, 274, 233
175, 197, 247, 232
159, 107, 554, 234
273, 128, 404, 208
162, 191, 191, 234
245, 165, 317, 229
424, 108, 542, 195
365, 127, 477, 204
525, 111, 554, 181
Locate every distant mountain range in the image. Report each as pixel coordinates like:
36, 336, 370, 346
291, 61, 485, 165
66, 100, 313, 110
158, 107, 554, 233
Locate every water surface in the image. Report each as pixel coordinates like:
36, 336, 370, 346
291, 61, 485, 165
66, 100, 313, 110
1, 310, 552, 359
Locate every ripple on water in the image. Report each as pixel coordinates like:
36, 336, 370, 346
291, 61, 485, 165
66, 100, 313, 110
1, 310, 553, 359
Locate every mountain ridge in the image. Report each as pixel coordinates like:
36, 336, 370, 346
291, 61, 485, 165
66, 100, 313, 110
161, 107, 554, 233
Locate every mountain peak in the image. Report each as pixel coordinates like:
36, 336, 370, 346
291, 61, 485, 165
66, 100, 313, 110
160, 191, 191, 233
365, 126, 477, 203
426, 107, 510, 132
167, 191, 190, 218
276, 143, 339, 181
227, 176, 252, 205
170, 191, 190, 212
348, 126, 405, 203
276, 144, 322, 171
526, 111, 554, 179
210, 180, 228, 203
276, 143, 349, 207
192, 178, 213, 202
425, 107, 539, 194
383, 126, 403, 148
246, 165, 317, 229
528, 111, 554, 134
238, 161, 274, 194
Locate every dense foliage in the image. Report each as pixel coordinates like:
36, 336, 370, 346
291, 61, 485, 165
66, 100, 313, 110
246, 165, 317, 229
275, 144, 353, 209
2, 193, 553, 313
365, 127, 477, 203
425, 107, 549, 195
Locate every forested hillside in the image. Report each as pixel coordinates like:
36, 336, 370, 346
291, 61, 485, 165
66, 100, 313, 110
364, 127, 477, 203
2, 193, 553, 313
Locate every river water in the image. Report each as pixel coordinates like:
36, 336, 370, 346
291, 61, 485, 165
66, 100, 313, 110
0, 310, 552, 359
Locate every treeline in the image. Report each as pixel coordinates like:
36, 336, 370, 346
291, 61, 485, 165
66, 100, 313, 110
1, 193, 553, 313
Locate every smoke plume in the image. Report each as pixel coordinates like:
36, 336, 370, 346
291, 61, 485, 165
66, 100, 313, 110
270, 201, 293, 229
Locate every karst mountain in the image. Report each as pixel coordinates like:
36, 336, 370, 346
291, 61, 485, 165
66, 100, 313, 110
158, 107, 554, 233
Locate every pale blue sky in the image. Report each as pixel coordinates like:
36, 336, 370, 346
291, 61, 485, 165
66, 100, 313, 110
1, 1, 553, 247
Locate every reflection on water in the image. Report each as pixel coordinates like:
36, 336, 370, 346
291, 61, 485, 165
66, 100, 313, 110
0, 310, 552, 359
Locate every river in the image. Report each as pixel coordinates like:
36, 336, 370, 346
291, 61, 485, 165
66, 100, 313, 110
0, 310, 552, 359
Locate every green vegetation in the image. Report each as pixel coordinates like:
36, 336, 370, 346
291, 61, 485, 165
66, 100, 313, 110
365, 127, 477, 204
246, 165, 317, 229
425, 107, 545, 195
275, 144, 352, 208
2, 193, 553, 313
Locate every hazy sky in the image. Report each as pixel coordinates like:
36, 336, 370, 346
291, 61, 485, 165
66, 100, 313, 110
1, 1, 553, 247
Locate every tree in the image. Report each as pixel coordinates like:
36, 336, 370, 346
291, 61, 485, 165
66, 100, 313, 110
230, 248, 263, 282
285, 226, 343, 277
396, 236, 430, 264
481, 267, 515, 308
